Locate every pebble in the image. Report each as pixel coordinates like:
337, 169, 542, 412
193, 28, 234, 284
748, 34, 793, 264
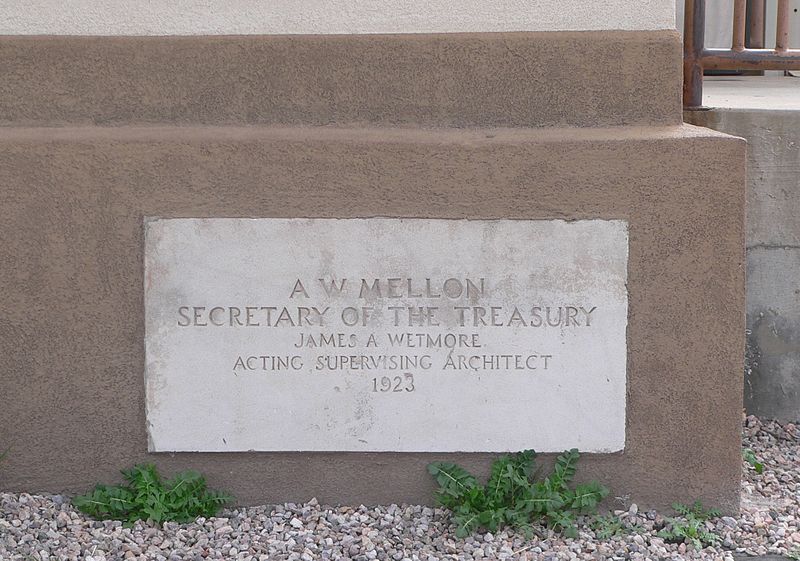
2, 415, 799, 560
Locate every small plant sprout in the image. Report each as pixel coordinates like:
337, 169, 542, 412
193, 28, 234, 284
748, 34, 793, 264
743, 448, 764, 474
591, 513, 644, 539
657, 501, 721, 549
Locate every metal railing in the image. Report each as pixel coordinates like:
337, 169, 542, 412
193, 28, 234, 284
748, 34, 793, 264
684, 0, 800, 108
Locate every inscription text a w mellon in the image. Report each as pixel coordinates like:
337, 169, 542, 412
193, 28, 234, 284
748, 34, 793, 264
289, 277, 486, 300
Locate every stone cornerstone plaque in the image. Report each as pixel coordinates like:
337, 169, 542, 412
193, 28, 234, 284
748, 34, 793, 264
144, 218, 628, 453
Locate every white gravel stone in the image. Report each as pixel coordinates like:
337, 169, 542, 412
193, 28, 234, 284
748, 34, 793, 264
1, 415, 798, 560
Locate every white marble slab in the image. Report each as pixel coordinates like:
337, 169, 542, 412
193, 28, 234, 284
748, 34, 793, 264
145, 218, 628, 452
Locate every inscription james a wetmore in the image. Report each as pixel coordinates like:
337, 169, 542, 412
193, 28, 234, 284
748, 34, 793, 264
145, 218, 628, 453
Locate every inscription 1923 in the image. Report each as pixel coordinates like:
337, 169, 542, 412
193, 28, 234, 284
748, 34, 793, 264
145, 218, 628, 453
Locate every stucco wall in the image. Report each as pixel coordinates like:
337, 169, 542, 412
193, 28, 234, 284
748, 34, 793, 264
0, 32, 682, 128
0, 0, 675, 35
0, 123, 745, 511
0, 14, 747, 512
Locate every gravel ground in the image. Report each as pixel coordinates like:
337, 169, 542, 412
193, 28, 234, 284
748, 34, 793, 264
1, 415, 798, 561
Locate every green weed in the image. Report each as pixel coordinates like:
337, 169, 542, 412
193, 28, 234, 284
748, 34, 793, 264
428, 449, 608, 538
73, 464, 232, 525
657, 501, 721, 549
591, 513, 644, 539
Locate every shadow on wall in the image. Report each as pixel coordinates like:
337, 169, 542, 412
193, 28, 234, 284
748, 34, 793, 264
747, 311, 800, 423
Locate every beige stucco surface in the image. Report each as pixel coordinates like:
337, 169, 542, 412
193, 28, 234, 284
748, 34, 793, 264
0, 28, 746, 511
0, 122, 745, 510
0, 32, 682, 129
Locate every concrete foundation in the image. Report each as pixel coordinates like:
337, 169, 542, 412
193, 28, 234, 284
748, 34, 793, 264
685, 76, 800, 423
